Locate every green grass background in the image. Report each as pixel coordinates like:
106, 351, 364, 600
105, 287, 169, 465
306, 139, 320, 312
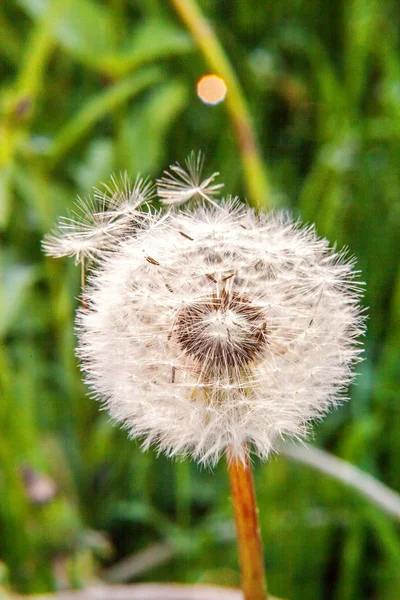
1, 0, 399, 598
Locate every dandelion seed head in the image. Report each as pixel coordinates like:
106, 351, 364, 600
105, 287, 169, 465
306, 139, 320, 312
76, 200, 365, 465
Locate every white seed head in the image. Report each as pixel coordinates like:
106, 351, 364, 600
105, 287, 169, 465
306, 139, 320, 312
156, 151, 224, 207
76, 200, 365, 466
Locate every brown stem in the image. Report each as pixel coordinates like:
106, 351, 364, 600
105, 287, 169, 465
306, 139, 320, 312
228, 451, 268, 600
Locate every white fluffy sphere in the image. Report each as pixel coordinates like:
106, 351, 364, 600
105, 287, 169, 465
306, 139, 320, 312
77, 202, 364, 465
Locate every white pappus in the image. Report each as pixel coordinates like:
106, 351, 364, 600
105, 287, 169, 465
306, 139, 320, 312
75, 194, 365, 466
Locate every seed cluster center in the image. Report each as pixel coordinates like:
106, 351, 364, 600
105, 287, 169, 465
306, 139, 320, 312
175, 289, 267, 369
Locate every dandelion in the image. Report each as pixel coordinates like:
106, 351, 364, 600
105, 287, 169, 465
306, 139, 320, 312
44, 156, 365, 600
77, 201, 364, 465
156, 151, 224, 207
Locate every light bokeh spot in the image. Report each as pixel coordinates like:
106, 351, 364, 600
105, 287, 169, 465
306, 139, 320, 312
197, 74, 227, 105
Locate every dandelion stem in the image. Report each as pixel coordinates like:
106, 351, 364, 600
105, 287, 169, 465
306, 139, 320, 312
169, 0, 273, 210
228, 451, 268, 600
81, 257, 85, 292
81, 257, 89, 310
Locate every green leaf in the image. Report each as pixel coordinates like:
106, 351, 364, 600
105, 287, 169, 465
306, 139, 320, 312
104, 20, 193, 77
0, 13, 22, 65
120, 80, 188, 174
344, 0, 379, 106
13, 166, 72, 231
113, 500, 153, 524
17, 0, 117, 70
72, 138, 115, 192
0, 257, 37, 338
16, 2, 192, 75
0, 165, 13, 229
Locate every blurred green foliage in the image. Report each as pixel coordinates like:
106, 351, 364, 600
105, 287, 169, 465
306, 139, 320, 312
0, 0, 399, 598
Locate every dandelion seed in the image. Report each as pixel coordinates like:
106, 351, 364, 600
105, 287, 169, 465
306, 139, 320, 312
76, 200, 365, 466
94, 172, 155, 219
145, 256, 160, 266
179, 231, 194, 241
156, 151, 224, 207
42, 175, 155, 266
41, 194, 129, 264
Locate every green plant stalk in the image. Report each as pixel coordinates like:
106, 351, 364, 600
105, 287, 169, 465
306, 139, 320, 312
228, 451, 268, 600
175, 459, 191, 528
0, 2, 59, 169
15, 8, 58, 102
170, 0, 272, 210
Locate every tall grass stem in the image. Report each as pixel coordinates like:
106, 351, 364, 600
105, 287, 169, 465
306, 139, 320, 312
170, 0, 272, 210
